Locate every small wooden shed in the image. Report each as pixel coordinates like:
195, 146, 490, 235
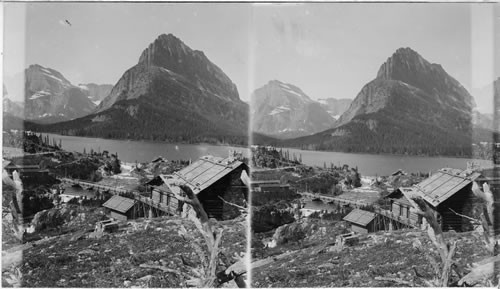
103, 195, 141, 221
343, 209, 378, 234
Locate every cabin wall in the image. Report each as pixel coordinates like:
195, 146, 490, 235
350, 223, 368, 234
152, 188, 182, 216
107, 203, 144, 221
152, 190, 161, 204
110, 210, 127, 221
197, 165, 248, 220
391, 201, 420, 225
437, 184, 482, 232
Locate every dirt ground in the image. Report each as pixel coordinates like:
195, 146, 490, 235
3, 216, 246, 287
251, 228, 491, 287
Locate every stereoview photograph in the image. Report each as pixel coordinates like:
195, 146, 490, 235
2, 2, 499, 288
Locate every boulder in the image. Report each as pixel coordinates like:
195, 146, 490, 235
30, 206, 78, 232
272, 222, 308, 245
251, 202, 295, 233
77, 249, 96, 256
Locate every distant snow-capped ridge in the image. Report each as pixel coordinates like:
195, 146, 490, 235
251, 80, 336, 138
23, 64, 97, 123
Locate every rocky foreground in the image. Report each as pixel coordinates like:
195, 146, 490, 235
251, 221, 491, 287
2, 216, 246, 287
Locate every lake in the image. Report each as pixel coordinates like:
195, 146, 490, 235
45, 133, 249, 163
282, 147, 492, 176
45, 133, 492, 176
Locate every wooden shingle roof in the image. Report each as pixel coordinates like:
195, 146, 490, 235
414, 168, 480, 207
162, 155, 244, 195
103, 195, 136, 213
343, 209, 376, 226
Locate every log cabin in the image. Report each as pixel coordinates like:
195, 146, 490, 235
388, 168, 484, 232
150, 155, 249, 220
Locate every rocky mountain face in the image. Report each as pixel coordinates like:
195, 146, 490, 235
97, 33, 241, 113
251, 80, 335, 139
467, 77, 499, 132
24, 64, 97, 123
3, 84, 24, 118
317, 98, 352, 120
282, 47, 480, 157
31, 34, 248, 144
472, 110, 494, 131
3, 98, 24, 119
78, 83, 113, 106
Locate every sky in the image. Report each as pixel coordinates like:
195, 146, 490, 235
3, 3, 499, 113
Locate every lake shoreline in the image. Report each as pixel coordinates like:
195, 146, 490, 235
275, 147, 493, 176
39, 132, 250, 164
31, 130, 249, 149
32, 133, 493, 176
275, 145, 489, 161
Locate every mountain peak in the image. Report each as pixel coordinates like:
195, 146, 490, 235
29, 64, 44, 69
265, 80, 304, 94
23, 64, 96, 122
268, 79, 284, 85
133, 33, 240, 103
158, 33, 178, 40
394, 47, 419, 56
252, 80, 335, 138
25, 64, 73, 91
377, 47, 430, 80
375, 47, 474, 108
138, 33, 194, 67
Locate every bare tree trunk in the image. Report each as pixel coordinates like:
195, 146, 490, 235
412, 197, 456, 286
175, 185, 221, 287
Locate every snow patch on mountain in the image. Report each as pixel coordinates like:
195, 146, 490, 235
318, 99, 328, 105
328, 112, 340, 120
269, 105, 291, 116
29, 90, 51, 100
43, 72, 65, 84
